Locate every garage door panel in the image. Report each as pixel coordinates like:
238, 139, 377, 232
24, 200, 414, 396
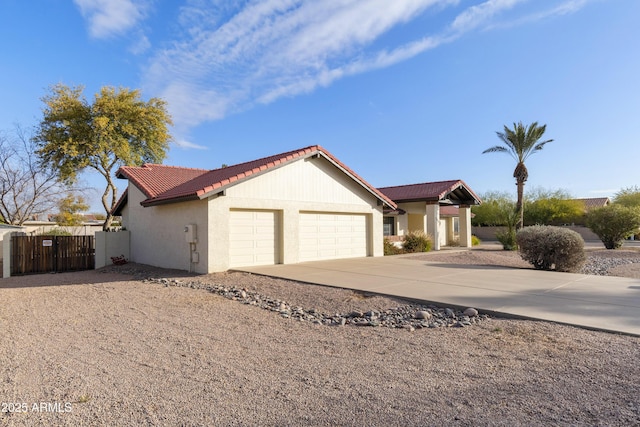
230, 210, 279, 268
299, 212, 367, 262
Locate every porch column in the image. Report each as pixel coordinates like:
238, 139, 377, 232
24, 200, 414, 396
426, 203, 440, 251
397, 214, 408, 237
445, 217, 455, 245
459, 205, 472, 248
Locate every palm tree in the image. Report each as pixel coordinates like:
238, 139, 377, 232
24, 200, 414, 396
483, 121, 553, 230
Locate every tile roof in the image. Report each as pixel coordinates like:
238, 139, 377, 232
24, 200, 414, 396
378, 180, 481, 205
115, 145, 396, 209
574, 197, 610, 210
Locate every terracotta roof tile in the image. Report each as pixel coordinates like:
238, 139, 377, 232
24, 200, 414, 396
378, 180, 481, 205
115, 145, 396, 210
116, 164, 209, 200
574, 198, 610, 210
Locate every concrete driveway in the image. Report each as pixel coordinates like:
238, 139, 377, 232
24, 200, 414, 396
236, 256, 640, 336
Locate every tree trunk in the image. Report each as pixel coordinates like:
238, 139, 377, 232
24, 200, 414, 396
516, 179, 525, 230
101, 173, 118, 231
513, 162, 528, 230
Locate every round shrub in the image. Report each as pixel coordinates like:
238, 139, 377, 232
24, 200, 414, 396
471, 235, 481, 246
585, 205, 640, 249
516, 225, 585, 272
402, 230, 433, 253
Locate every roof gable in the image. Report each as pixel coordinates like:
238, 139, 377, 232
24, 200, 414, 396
116, 164, 209, 200
115, 145, 396, 210
379, 180, 481, 205
574, 197, 610, 210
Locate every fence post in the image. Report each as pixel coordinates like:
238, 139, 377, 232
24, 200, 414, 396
3, 232, 12, 278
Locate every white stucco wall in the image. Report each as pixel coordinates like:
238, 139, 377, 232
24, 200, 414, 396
126, 185, 209, 273
95, 230, 131, 269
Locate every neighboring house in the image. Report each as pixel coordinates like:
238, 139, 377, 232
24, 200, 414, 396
21, 220, 105, 236
574, 197, 610, 211
113, 145, 396, 273
378, 180, 482, 250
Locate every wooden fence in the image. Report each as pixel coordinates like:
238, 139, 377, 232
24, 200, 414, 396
11, 235, 95, 275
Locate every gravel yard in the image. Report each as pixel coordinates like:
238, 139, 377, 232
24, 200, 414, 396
1, 248, 640, 426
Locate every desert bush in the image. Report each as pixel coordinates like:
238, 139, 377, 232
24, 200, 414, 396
384, 238, 404, 255
402, 230, 433, 253
585, 205, 640, 249
524, 196, 585, 226
447, 235, 480, 247
471, 192, 515, 226
613, 186, 640, 208
516, 225, 585, 272
496, 229, 517, 250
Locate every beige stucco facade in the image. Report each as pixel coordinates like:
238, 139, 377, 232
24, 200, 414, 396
121, 156, 384, 273
385, 203, 473, 250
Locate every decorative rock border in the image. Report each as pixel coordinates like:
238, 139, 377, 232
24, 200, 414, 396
580, 257, 639, 276
143, 277, 489, 331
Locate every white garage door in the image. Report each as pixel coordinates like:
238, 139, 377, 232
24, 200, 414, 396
299, 212, 367, 262
229, 210, 280, 267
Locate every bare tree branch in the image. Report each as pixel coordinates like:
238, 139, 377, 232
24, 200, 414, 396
0, 126, 77, 225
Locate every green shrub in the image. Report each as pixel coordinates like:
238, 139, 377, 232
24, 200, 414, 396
402, 230, 433, 253
471, 191, 516, 226
471, 235, 481, 246
516, 225, 585, 272
384, 238, 404, 255
523, 188, 585, 226
496, 229, 517, 250
585, 205, 640, 249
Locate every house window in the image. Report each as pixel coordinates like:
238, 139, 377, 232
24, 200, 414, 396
383, 217, 395, 236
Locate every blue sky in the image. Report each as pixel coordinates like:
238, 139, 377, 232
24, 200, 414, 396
1, 0, 638, 212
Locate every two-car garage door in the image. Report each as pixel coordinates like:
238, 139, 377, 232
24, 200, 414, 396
229, 210, 368, 267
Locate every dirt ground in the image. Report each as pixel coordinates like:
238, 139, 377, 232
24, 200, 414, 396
1, 250, 640, 426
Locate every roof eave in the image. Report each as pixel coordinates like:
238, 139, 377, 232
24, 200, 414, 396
140, 194, 201, 207
111, 188, 129, 216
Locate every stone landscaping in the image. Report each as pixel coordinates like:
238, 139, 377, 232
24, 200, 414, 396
143, 276, 488, 330
580, 252, 640, 275
105, 247, 640, 333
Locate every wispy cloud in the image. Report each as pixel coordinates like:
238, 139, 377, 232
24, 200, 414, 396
450, 0, 524, 33
74, 0, 151, 39
140, 0, 595, 147
128, 32, 151, 55
487, 0, 595, 30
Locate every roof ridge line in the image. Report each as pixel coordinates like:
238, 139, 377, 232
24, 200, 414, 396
378, 179, 461, 189
138, 163, 209, 172
206, 145, 321, 173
